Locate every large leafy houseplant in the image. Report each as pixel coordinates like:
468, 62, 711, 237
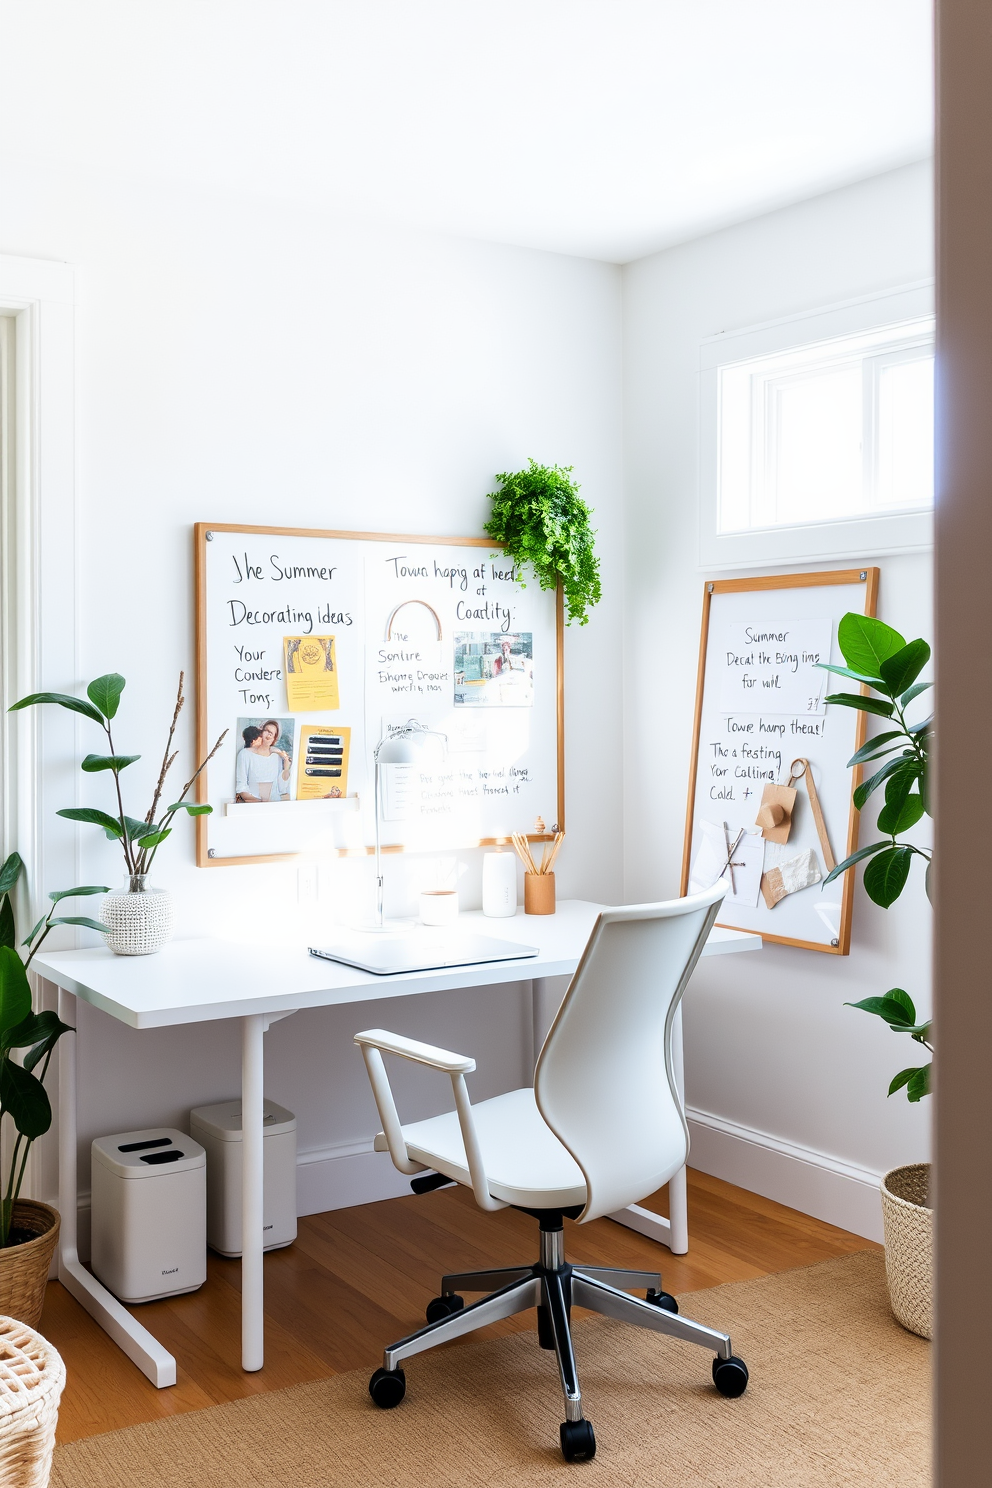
0, 852, 108, 1245
484, 460, 602, 625
9, 671, 226, 885
817, 613, 933, 1102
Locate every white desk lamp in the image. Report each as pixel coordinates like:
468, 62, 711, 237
368, 720, 447, 932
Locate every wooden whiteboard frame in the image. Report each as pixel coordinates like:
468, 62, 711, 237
194, 522, 565, 867
679, 567, 879, 954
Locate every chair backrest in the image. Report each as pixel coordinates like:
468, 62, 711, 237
534, 881, 726, 1222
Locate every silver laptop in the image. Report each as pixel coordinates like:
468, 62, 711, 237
309, 932, 539, 976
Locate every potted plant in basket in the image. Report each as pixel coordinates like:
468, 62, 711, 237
10, 672, 227, 955
817, 613, 933, 1338
484, 460, 602, 626
0, 853, 109, 1324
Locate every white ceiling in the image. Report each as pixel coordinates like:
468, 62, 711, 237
2, 0, 933, 263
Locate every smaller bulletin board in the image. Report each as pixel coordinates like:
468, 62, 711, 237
680, 568, 879, 954
194, 523, 564, 865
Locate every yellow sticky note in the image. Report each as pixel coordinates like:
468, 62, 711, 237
284, 636, 339, 711
297, 726, 351, 800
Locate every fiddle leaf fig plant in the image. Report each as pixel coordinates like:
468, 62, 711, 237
0, 851, 107, 1245
815, 614, 933, 1102
9, 671, 226, 884
484, 460, 602, 625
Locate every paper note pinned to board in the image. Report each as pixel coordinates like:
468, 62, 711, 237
689, 819, 765, 908
284, 636, 340, 711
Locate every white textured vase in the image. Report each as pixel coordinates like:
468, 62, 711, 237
100, 875, 175, 956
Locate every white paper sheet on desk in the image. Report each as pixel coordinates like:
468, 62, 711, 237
689, 820, 764, 908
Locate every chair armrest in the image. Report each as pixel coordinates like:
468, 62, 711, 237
354, 1028, 476, 1074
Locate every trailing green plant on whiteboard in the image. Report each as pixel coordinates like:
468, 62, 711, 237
9, 672, 227, 883
484, 460, 602, 625
816, 613, 933, 1102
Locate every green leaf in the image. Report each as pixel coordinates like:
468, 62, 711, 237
925, 859, 933, 904
847, 731, 906, 767
80, 753, 140, 773
877, 791, 925, 836
0, 946, 32, 1035
910, 716, 933, 736
167, 802, 212, 816
823, 841, 892, 884
824, 692, 895, 718
911, 1022, 933, 1045
845, 993, 918, 1027
900, 682, 932, 708
5, 1010, 74, 1072
135, 830, 170, 850
888, 1066, 921, 1096
879, 639, 931, 695
883, 988, 917, 1022
123, 817, 157, 841
863, 846, 913, 908
21, 916, 46, 949
0, 854, 24, 896
0, 897, 14, 951
906, 1065, 931, 1102
86, 673, 126, 720
47, 916, 109, 935
57, 807, 124, 839
853, 754, 917, 810
7, 691, 105, 724
0, 1059, 52, 1139
48, 885, 110, 903
814, 662, 887, 688
837, 614, 906, 677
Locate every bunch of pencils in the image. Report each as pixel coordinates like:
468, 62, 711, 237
511, 831, 564, 876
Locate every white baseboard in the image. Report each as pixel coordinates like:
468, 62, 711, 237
686, 1106, 884, 1243
296, 1138, 413, 1215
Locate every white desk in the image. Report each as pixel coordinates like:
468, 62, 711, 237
34, 901, 760, 1388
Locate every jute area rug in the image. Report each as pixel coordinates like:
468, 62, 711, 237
52, 1250, 929, 1488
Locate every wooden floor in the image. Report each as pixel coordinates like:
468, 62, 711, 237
43, 1169, 878, 1445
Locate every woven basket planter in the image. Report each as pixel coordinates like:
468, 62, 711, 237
100, 877, 174, 956
0, 1314, 65, 1488
0, 1205, 59, 1333
880, 1163, 932, 1340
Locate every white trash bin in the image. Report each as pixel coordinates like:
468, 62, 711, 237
91, 1127, 207, 1303
190, 1099, 297, 1258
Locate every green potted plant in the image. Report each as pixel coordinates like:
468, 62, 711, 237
10, 671, 227, 955
817, 613, 933, 1338
484, 460, 602, 626
0, 853, 108, 1324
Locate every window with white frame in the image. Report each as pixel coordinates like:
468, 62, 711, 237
717, 317, 934, 536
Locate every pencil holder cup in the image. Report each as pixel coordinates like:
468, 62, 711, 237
524, 872, 555, 916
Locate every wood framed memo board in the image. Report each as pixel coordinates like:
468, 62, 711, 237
680, 568, 880, 954
194, 523, 565, 866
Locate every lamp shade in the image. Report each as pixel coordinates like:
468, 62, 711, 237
377, 734, 423, 765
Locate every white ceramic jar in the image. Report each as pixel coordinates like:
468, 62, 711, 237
100, 875, 175, 956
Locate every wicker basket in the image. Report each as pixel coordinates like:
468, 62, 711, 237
0, 1315, 65, 1487
0, 1206, 59, 1332
880, 1163, 932, 1340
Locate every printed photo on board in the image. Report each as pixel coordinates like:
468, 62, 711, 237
453, 632, 534, 707
235, 717, 295, 802
284, 635, 339, 710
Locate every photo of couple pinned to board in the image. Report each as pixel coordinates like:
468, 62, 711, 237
235, 717, 295, 802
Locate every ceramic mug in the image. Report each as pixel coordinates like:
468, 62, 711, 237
420, 890, 459, 926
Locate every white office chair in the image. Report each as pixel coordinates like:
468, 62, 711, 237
354, 880, 748, 1463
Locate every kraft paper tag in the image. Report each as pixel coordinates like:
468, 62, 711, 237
761, 848, 822, 909
755, 783, 797, 844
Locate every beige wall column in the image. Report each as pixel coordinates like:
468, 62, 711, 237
935, 3, 992, 1483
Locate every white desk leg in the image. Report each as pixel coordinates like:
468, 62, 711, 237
57, 989, 177, 1388
241, 1013, 265, 1372
607, 1004, 689, 1254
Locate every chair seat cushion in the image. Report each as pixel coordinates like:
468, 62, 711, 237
374, 1087, 588, 1208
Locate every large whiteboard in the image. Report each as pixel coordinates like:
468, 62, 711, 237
194, 525, 563, 865
681, 569, 879, 954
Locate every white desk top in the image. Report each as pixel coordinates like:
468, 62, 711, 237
32, 900, 761, 1030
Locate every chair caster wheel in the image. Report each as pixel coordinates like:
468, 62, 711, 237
560, 1418, 596, 1462
712, 1355, 749, 1397
425, 1293, 464, 1324
369, 1367, 406, 1408
646, 1289, 679, 1314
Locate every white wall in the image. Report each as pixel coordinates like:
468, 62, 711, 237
622, 162, 934, 1238
1, 159, 624, 1220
